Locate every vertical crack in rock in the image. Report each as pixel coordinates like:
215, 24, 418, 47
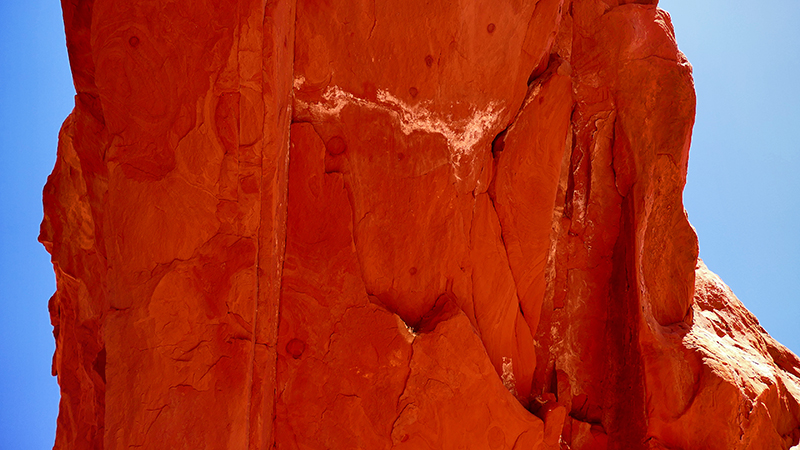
368, 0, 377, 40
272, 127, 292, 449
563, 128, 577, 221
241, 0, 261, 439
486, 66, 547, 293
605, 195, 648, 447
394, 335, 416, 416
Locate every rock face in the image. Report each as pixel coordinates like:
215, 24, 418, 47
41, 0, 800, 448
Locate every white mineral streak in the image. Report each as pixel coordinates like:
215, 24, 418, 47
293, 75, 306, 91
294, 79, 503, 176
501, 356, 518, 397
375, 90, 502, 167
395, 315, 417, 345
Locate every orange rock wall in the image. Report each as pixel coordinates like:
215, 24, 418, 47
42, 0, 800, 449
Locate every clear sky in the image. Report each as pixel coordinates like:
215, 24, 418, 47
0, 0, 797, 448
661, 0, 800, 355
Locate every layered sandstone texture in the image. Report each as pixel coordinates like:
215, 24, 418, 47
41, 0, 800, 449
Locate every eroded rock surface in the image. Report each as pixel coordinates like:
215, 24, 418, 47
42, 0, 800, 448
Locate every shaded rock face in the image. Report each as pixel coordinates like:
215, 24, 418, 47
40, 0, 800, 449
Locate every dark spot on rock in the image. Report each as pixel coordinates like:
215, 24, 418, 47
326, 136, 347, 156
425, 55, 434, 67
487, 23, 496, 33
129, 36, 140, 47
409, 86, 418, 98
93, 348, 106, 383
409, 267, 417, 275
488, 426, 505, 447
286, 338, 306, 359
397, 153, 405, 161
492, 130, 507, 158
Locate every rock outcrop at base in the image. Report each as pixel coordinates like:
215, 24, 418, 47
41, 0, 800, 448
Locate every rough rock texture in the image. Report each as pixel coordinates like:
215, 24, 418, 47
41, 0, 800, 449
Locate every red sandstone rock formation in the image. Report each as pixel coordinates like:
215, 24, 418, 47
41, 0, 800, 449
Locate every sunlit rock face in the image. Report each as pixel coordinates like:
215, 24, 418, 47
41, 0, 800, 449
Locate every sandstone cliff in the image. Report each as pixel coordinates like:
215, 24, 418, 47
41, 0, 800, 448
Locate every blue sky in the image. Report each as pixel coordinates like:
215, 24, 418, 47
662, 0, 800, 354
1, 2, 71, 448
0, 1, 797, 447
